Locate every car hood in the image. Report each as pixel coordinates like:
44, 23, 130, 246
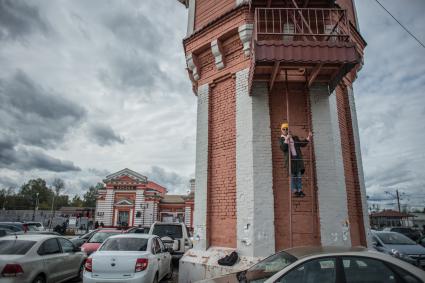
385, 244, 425, 255
198, 272, 239, 283
81, 242, 101, 252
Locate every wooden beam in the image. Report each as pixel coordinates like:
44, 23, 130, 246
308, 63, 323, 87
269, 61, 280, 92
266, 0, 272, 7
324, 12, 345, 41
291, 0, 317, 41
303, 0, 310, 8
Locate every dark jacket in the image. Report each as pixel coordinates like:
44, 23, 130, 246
279, 135, 309, 174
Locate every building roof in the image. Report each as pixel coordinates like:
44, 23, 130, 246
370, 210, 414, 218
160, 195, 185, 204
104, 168, 148, 184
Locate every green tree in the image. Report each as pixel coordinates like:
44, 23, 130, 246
19, 179, 54, 210
51, 178, 65, 214
70, 195, 84, 207
83, 183, 103, 207
0, 187, 15, 210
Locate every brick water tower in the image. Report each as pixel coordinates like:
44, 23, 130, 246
176, 0, 370, 281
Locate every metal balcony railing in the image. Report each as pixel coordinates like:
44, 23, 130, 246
255, 8, 350, 42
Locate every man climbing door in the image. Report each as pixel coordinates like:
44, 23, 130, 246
279, 122, 312, 197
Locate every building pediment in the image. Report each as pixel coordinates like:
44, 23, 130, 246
115, 199, 134, 206
103, 168, 148, 184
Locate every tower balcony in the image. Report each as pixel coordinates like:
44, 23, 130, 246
251, 7, 366, 91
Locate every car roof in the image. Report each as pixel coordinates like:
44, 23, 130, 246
152, 222, 183, 226
0, 234, 59, 241
284, 246, 368, 259
107, 233, 154, 239
96, 229, 122, 233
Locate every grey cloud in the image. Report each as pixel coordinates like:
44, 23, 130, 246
0, 0, 50, 41
87, 168, 111, 177
0, 135, 80, 172
88, 123, 124, 146
98, 48, 167, 95
144, 166, 190, 194
104, 11, 163, 51
0, 175, 18, 188
0, 70, 86, 148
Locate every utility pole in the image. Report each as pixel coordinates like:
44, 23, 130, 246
396, 189, 401, 213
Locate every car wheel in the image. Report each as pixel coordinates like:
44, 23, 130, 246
165, 262, 173, 280
32, 275, 46, 283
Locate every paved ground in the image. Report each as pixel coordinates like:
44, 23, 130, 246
69, 262, 178, 283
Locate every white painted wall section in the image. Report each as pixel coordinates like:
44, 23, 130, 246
310, 84, 351, 247
133, 190, 145, 226
186, 0, 195, 36
347, 85, 372, 247
193, 84, 209, 250
236, 69, 275, 257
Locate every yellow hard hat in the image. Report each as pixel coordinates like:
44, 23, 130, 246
281, 123, 289, 130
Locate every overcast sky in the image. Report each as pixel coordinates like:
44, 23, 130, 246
0, 0, 424, 209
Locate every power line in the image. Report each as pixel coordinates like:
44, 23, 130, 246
374, 0, 425, 49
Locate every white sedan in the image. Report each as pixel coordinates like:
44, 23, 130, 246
83, 234, 172, 283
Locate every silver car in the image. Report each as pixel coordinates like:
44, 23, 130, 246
83, 234, 172, 283
0, 234, 86, 283
202, 247, 425, 283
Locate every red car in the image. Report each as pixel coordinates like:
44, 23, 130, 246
81, 229, 122, 256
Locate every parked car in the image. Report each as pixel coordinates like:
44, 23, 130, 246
71, 229, 98, 249
372, 230, 425, 268
201, 247, 425, 283
24, 222, 45, 231
418, 235, 425, 248
83, 234, 172, 283
0, 222, 29, 232
383, 227, 423, 241
126, 226, 150, 234
149, 222, 192, 259
0, 234, 86, 283
80, 229, 123, 256
0, 227, 17, 237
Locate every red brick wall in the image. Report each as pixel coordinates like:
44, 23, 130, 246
335, 85, 366, 246
269, 83, 320, 251
195, 0, 236, 30
208, 77, 237, 248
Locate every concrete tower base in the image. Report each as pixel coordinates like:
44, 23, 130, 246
178, 247, 262, 283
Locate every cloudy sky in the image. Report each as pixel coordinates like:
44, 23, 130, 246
0, 0, 424, 209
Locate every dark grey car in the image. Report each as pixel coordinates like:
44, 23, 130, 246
372, 231, 425, 268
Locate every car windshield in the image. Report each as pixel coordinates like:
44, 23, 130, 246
0, 240, 36, 255
88, 232, 120, 243
242, 251, 297, 283
377, 232, 416, 245
152, 225, 182, 238
100, 238, 148, 251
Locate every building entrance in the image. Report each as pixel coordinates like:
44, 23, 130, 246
118, 211, 129, 227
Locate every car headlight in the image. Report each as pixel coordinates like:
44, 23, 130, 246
390, 249, 404, 258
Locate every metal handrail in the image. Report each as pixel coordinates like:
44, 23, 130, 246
255, 7, 350, 42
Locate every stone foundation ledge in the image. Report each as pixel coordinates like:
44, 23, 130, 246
178, 247, 262, 283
